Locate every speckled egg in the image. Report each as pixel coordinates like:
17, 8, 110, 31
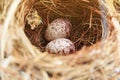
45, 38, 75, 55
45, 18, 72, 41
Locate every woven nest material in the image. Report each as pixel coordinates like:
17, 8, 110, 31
0, 0, 120, 80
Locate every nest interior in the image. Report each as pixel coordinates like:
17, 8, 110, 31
24, 0, 103, 52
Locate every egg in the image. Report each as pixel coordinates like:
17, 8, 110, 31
45, 38, 75, 55
45, 18, 72, 41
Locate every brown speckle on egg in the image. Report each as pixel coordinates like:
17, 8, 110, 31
45, 18, 72, 41
45, 38, 75, 55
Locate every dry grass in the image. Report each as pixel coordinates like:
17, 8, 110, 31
0, 0, 120, 80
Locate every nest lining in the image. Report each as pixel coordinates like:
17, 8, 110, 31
24, 0, 103, 52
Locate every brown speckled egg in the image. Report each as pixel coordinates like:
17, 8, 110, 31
45, 18, 72, 41
45, 38, 75, 55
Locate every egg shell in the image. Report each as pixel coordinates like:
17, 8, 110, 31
46, 38, 75, 55
45, 18, 72, 41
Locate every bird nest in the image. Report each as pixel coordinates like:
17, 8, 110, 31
0, 0, 120, 80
